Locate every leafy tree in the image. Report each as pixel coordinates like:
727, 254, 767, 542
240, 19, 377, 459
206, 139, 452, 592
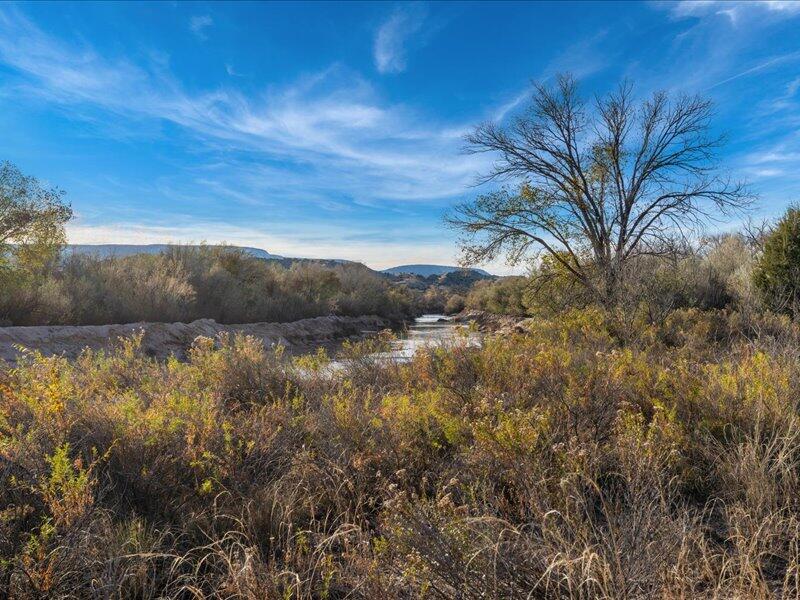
466, 277, 529, 316
448, 75, 751, 305
753, 206, 800, 315
0, 161, 72, 275
444, 293, 465, 315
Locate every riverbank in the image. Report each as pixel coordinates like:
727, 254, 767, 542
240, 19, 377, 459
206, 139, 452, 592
0, 314, 393, 365
453, 309, 533, 333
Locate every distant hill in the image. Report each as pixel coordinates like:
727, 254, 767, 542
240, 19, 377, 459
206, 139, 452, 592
65, 244, 282, 260
382, 264, 491, 277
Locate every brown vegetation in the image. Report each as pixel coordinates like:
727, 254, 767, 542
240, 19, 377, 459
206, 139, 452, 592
465, 232, 760, 321
0, 247, 415, 326
1, 308, 799, 597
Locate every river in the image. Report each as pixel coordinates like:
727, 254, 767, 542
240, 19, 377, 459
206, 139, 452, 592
318, 314, 480, 373
377, 314, 480, 362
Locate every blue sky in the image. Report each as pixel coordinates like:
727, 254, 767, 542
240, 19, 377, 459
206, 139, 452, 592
0, 1, 799, 272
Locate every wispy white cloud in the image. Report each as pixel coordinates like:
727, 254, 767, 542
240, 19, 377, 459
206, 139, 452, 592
491, 91, 528, 123
750, 150, 800, 164
0, 7, 488, 204
660, 2, 800, 207
632, 1, 800, 98
225, 63, 244, 77
486, 30, 612, 125
766, 0, 800, 11
787, 77, 800, 97
750, 167, 784, 178
540, 29, 611, 81
189, 15, 213, 41
373, 3, 428, 74
708, 51, 800, 89
669, 0, 800, 23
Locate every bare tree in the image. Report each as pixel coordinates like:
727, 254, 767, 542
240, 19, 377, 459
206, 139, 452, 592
448, 75, 752, 305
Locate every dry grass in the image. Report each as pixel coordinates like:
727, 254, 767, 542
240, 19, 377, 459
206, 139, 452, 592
1, 308, 799, 598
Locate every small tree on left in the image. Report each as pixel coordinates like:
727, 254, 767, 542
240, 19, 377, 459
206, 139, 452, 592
0, 161, 72, 322
1, 161, 72, 270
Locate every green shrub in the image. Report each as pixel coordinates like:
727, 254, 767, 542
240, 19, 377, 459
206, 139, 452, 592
754, 207, 800, 316
465, 276, 529, 316
444, 293, 465, 314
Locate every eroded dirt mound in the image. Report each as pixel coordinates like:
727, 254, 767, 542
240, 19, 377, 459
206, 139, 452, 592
0, 315, 391, 365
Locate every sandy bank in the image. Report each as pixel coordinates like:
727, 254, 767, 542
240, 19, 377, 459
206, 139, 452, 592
0, 315, 392, 364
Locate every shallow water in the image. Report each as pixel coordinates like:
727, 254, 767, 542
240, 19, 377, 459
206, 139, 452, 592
318, 315, 479, 374
379, 314, 480, 362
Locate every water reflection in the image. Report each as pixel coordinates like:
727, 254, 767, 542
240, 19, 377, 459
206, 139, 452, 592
381, 314, 480, 363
